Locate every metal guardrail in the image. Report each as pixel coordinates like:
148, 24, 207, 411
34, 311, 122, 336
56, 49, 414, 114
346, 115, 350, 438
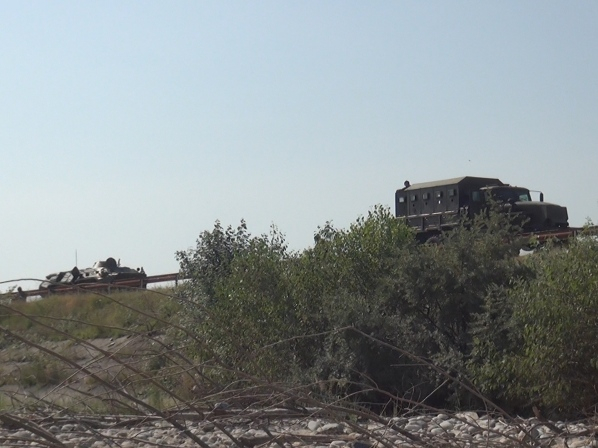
522, 225, 598, 244
15, 273, 183, 299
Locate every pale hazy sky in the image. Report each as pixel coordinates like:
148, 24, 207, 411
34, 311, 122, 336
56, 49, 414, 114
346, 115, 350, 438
2, 1, 597, 291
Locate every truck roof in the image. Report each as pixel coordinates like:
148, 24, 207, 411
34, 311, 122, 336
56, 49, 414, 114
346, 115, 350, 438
400, 176, 504, 191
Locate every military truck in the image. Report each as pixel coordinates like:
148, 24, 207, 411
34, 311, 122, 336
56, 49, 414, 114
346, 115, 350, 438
395, 176, 569, 243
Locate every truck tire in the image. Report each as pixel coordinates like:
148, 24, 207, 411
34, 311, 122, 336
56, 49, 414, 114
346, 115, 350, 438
425, 235, 443, 245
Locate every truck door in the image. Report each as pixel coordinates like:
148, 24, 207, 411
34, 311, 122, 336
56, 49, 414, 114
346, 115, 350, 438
433, 189, 446, 213
467, 190, 485, 215
422, 190, 434, 215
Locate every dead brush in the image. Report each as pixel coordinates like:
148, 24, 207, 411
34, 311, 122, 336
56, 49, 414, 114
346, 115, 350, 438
0, 286, 592, 447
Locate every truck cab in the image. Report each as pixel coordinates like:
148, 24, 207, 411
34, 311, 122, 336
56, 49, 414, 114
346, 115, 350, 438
481, 185, 568, 231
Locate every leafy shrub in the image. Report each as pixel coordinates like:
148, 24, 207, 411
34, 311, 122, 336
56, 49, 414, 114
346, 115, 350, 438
338, 209, 528, 407
19, 356, 69, 388
471, 236, 598, 417
174, 207, 414, 381
177, 206, 598, 415
177, 207, 525, 405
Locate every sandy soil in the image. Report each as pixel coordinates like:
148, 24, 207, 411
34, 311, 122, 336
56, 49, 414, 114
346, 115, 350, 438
0, 335, 161, 409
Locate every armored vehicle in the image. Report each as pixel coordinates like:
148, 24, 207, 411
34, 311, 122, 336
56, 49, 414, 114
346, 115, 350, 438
395, 176, 569, 242
40, 257, 146, 290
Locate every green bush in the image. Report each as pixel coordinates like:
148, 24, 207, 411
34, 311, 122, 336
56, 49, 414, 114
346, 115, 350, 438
176, 207, 526, 405
471, 236, 598, 417
19, 356, 69, 388
176, 206, 598, 415
174, 207, 414, 382
364, 210, 528, 407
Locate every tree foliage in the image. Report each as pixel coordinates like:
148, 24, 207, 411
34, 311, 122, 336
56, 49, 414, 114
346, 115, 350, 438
176, 207, 598, 416
470, 236, 598, 416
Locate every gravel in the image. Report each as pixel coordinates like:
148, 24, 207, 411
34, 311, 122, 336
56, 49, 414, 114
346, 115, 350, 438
0, 410, 597, 447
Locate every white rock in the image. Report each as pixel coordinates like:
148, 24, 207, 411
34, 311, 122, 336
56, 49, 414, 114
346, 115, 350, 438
405, 424, 424, 432
455, 411, 479, 422
318, 423, 344, 434
389, 417, 408, 426
567, 439, 594, 448
408, 416, 425, 425
308, 420, 321, 431
430, 427, 445, 436
439, 420, 453, 430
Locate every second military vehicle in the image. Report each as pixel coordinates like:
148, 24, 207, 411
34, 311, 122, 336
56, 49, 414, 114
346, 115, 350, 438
40, 257, 146, 291
395, 176, 569, 243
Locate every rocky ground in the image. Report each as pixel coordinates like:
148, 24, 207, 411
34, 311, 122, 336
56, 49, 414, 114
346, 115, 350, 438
0, 337, 597, 447
0, 408, 597, 447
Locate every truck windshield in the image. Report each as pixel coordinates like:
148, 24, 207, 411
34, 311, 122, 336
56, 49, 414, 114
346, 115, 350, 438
491, 188, 532, 202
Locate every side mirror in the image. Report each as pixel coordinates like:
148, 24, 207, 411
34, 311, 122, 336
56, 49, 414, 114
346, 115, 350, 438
540, 193, 544, 202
